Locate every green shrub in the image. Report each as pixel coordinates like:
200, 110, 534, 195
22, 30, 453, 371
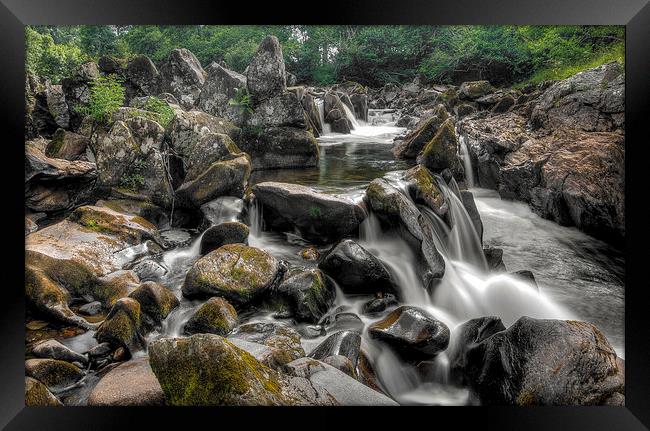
77, 74, 125, 124
119, 159, 147, 192
228, 87, 254, 114
143, 97, 175, 128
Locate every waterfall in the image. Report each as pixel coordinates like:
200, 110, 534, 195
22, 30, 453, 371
459, 135, 475, 188
316, 99, 332, 135
341, 103, 361, 130
201, 196, 243, 225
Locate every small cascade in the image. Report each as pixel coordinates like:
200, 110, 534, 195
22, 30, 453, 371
315, 99, 332, 134
458, 134, 475, 188
201, 196, 244, 225
341, 103, 361, 130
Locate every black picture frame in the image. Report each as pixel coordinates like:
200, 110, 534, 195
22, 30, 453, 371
2, 0, 649, 429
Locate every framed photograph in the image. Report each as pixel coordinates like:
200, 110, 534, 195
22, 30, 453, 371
3, 0, 649, 429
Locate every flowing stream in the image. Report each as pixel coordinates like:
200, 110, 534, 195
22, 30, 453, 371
64, 109, 623, 405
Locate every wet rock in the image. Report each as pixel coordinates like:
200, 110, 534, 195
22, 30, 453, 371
25, 376, 62, 406
129, 281, 179, 331
96, 270, 141, 305
284, 357, 397, 405
325, 312, 365, 333
531, 62, 624, 132
182, 243, 281, 306
451, 316, 625, 405
149, 334, 334, 405
198, 62, 247, 125
160, 48, 206, 109
45, 129, 89, 161
322, 355, 357, 379
368, 306, 450, 360
252, 182, 366, 244
309, 330, 362, 368
404, 164, 447, 217
365, 178, 445, 285
459, 80, 493, 100
510, 270, 539, 291
300, 92, 323, 135
176, 154, 251, 208
299, 246, 320, 261
362, 293, 398, 315
247, 91, 306, 128
459, 190, 483, 244
95, 297, 142, 352
25, 358, 84, 391
246, 36, 286, 102
416, 118, 462, 174
449, 316, 507, 380
88, 356, 164, 406
319, 239, 395, 295
238, 126, 319, 170
350, 93, 369, 122
184, 297, 237, 336
132, 260, 168, 281
200, 221, 250, 255
271, 268, 335, 324
32, 339, 88, 365
393, 105, 449, 159
483, 246, 506, 271
228, 322, 305, 369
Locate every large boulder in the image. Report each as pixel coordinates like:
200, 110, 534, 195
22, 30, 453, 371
124, 55, 161, 101
270, 268, 336, 323
166, 109, 240, 159
198, 62, 247, 125
87, 356, 165, 406
61, 61, 101, 129
25, 143, 97, 212
94, 297, 142, 352
318, 239, 395, 295
149, 334, 336, 405
393, 105, 449, 159
531, 62, 624, 132
403, 165, 447, 217
459, 80, 493, 100
183, 297, 238, 336
128, 281, 180, 331
365, 179, 445, 286
181, 244, 282, 306
25, 359, 84, 392
159, 48, 206, 109
251, 182, 366, 244
45, 129, 89, 161
25, 205, 160, 328
309, 330, 362, 368
247, 92, 306, 128
200, 221, 250, 255
246, 36, 286, 102
450, 316, 625, 405
31, 339, 87, 365
238, 126, 318, 170
368, 306, 450, 360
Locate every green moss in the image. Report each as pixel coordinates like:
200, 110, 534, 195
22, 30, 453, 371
45, 131, 65, 157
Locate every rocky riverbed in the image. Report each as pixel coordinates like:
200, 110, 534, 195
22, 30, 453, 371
25, 35, 625, 406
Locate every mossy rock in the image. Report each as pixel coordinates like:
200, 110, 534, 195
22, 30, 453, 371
459, 80, 493, 100
404, 165, 447, 217
181, 244, 281, 307
129, 281, 180, 331
25, 376, 63, 406
183, 297, 237, 336
228, 322, 305, 369
416, 118, 462, 174
393, 106, 449, 159
95, 297, 142, 352
271, 268, 335, 324
45, 129, 89, 160
25, 359, 84, 392
148, 334, 292, 405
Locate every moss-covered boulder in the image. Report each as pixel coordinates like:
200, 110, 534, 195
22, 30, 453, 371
393, 105, 449, 159
87, 356, 164, 406
95, 297, 142, 352
251, 182, 366, 244
403, 165, 447, 217
365, 178, 445, 285
166, 109, 241, 159
247, 91, 306, 128
459, 80, 493, 100
149, 334, 335, 405
197, 62, 247, 125
25, 376, 62, 406
270, 268, 335, 324
128, 281, 180, 331
183, 297, 237, 336
181, 244, 281, 306
159, 48, 206, 109
416, 118, 462, 174
183, 133, 243, 182
25, 359, 84, 392
176, 154, 251, 208
199, 221, 250, 255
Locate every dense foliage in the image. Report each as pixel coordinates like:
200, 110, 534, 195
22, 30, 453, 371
26, 25, 624, 87
76, 74, 125, 125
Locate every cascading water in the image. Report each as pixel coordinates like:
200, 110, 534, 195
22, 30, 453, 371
458, 134, 475, 188
341, 103, 361, 129
315, 99, 332, 134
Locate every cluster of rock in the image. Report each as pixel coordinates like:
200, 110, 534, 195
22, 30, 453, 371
380, 62, 624, 244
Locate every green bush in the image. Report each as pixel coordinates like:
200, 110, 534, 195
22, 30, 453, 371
143, 97, 175, 128
228, 87, 254, 114
25, 27, 86, 83
77, 74, 125, 125
119, 159, 147, 192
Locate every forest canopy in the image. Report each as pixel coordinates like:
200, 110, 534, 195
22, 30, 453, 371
25, 25, 624, 87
